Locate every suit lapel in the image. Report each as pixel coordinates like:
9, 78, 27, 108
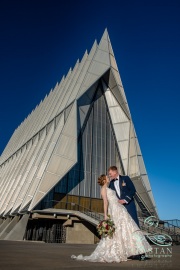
119, 175, 122, 193
111, 180, 116, 191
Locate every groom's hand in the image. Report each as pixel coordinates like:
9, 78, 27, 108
118, 200, 126, 205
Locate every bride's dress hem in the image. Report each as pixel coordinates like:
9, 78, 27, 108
71, 188, 152, 263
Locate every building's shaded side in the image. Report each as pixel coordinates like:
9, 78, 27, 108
38, 84, 121, 213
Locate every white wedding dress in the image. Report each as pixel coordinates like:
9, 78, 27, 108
71, 187, 152, 263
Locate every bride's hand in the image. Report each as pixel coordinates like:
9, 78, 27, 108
104, 214, 108, 220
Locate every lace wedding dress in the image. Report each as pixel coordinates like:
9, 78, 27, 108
71, 187, 152, 263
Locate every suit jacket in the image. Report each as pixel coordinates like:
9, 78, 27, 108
109, 175, 136, 204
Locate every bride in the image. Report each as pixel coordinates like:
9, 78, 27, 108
71, 174, 152, 263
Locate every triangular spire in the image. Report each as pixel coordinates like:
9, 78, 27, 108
0, 29, 158, 220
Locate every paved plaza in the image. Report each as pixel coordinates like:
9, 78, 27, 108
0, 240, 179, 270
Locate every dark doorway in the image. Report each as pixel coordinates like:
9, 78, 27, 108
25, 218, 66, 243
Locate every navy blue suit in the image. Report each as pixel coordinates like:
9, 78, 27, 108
109, 175, 139, 227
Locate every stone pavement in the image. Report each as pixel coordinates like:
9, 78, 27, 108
0, 240, 179, 270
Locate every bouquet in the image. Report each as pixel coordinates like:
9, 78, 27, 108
97, 215, 116, 239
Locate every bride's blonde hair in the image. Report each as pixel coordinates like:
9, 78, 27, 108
98, 174, 106, 186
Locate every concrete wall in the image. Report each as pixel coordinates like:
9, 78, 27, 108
0, 218, 4, 225
66, 221, 95, 244
0, 217, 12, 233
4, 214, 29, 240
0, 216, 19, 239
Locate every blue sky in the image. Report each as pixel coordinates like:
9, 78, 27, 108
0, 0, 180, 220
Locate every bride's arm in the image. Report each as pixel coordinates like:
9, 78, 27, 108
101, 187, 108, 220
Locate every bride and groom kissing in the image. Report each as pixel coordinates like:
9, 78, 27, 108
71, 166, 152, 263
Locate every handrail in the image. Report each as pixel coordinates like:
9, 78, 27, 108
41, 200, 104, 222
163, 219, 180, 228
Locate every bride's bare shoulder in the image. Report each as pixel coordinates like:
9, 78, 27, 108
100, 186, 107, 197
101, 186, 106, 191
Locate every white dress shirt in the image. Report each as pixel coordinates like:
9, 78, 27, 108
114, 175, 121, 197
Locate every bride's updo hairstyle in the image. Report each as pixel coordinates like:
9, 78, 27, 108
98, 174, 106, 186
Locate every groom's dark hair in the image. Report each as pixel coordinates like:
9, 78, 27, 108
108, 166, 118, 171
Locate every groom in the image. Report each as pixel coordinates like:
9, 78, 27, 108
108, 166, 146, 261
108, 165, 139, 227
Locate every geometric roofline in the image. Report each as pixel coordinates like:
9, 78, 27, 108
0, 29, 158, 217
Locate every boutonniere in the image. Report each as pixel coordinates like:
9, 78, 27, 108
122, 180, 126, 187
